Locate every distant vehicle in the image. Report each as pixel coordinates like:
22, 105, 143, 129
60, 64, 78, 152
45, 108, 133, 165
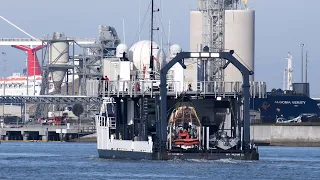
276, 115, 302, 123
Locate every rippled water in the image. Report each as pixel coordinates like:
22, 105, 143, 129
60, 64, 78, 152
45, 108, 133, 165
0, 142, 319, 180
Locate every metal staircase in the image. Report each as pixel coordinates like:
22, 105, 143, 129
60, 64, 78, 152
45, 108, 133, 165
143, 98, 149, 122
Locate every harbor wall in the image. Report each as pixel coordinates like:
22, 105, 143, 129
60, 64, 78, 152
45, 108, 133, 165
250, 125, 320, 146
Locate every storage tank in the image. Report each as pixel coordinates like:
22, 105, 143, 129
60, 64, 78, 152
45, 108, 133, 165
224, 10, 255, 82
49, 32, 69, 94
169, 44, 184, 92
169, 44, 182, 59
128, 40, 164, 73
116, 44, 128, 58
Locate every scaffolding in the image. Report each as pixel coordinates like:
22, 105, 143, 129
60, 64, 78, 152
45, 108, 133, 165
78, 25, 120, 118
198, 0, 239, 82
35, 34, 80, 118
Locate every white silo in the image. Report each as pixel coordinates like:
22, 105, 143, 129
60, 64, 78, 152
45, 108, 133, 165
128, 40, 162, 79
224, 10, 255, 82
49, 32, 69, 94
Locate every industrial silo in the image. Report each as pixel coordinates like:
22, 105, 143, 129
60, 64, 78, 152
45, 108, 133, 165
49, 32, 69, 94
224, 10, 255, 82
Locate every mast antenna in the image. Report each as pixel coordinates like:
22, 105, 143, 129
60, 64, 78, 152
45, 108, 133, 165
122, 17, 126, 44
150, 0, 159, 79
138, 0, 142, 41
167, 20, 171, 57
305, 51, 308, 83
286, 52, 293, 90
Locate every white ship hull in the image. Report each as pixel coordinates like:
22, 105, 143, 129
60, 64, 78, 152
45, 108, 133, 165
0, 73, 79, 96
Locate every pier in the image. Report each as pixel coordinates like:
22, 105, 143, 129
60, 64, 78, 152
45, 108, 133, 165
0, 123, 95, 142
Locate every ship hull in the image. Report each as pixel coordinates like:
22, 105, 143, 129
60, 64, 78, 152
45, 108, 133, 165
98, 149, 258, 160
251, 95, 320, 123
98, 149, 153, 160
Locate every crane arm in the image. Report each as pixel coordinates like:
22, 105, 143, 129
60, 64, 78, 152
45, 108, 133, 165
0, 16, 39, 41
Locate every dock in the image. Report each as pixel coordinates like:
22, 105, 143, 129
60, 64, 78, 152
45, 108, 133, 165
0, 124, 95, 142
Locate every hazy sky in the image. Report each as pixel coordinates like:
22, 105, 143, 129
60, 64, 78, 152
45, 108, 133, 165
0, 0, 319, 97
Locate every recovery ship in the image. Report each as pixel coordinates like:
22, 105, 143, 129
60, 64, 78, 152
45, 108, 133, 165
95, 0, 260, 160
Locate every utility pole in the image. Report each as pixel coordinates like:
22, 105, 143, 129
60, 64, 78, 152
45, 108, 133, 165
149, 0, 159, 80
1, 52, 6, 123
300, 43, 304, 83
305, 51, 308, 83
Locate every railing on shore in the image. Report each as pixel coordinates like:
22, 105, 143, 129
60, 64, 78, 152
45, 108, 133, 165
1, 123, 96, 133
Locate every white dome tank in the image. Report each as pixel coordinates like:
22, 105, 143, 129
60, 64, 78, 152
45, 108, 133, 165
129, 40, 162, 71
169, 44, 182, 59
116, 44, 128, 58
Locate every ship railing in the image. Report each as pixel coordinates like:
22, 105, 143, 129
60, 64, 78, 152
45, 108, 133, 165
250, 81, 267, 98
0, 38, 96, 43
0, 38, 38, 42
96, 115, 107, 127
100, 80, 182, 98
191, 81, 267, 97
96, 115, 116, 130
135, 70, 163, 80
190, 81, 242, 96
99, 80, 267, 97
108, 117, 116, 129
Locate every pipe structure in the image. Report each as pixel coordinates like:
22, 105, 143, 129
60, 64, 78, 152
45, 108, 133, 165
160, 51, 253, 156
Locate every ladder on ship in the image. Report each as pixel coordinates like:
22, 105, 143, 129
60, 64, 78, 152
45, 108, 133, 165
105, 103, 116, 129
143, 98, 149, 122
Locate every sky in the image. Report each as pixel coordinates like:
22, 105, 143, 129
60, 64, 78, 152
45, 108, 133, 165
0, 0, 319, 97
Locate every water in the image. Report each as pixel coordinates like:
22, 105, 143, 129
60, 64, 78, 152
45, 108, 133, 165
0, 142, 319, 180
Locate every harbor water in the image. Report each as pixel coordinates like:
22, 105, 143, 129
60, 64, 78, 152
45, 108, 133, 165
0, 142, 319, 180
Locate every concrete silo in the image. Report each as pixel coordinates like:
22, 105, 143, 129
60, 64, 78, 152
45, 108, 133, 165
49, 32, 69, 94
224, 10, 255, 82
189, 9, 255, 83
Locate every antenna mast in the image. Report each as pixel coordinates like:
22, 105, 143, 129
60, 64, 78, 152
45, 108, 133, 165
150, 0, 159, 79
283, 69, 287, 90
167, 20, 171, 56
122, 17, 126, 44
286, 52, 293, 90
138, 0, 142, 41
305, 51, 308, 83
